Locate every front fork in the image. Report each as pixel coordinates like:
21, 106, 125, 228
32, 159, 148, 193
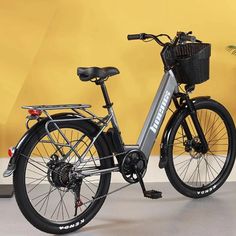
173, 94, 208, 153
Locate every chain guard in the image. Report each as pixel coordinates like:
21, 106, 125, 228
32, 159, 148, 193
120, 149, 147, 183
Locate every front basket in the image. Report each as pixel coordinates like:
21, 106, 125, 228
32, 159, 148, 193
164, 43, 211, 85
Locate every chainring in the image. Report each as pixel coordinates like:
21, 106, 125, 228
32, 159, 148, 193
120, 149, 147, 183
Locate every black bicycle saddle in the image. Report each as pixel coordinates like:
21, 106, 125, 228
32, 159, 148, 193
77, 67, 120, 82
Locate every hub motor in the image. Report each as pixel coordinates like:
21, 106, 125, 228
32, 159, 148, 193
47, 155, 73, 188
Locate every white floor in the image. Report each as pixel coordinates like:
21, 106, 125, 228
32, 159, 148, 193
0, 182, 236, 236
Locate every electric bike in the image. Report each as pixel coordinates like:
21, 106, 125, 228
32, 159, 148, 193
4, 31, 236, 234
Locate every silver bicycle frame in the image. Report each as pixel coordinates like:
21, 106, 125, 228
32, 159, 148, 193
136, 69, 178, 158
17, 70, 179, 178
72, 69, 179, 176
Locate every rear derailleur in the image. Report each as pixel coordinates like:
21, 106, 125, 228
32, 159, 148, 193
46, 154, 84, 216
71, 178, 83, 216
120, 150, 162, 199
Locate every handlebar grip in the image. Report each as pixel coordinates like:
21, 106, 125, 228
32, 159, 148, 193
127, 33, 146, 40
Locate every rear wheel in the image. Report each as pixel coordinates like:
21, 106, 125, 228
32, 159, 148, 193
13, 120, 112, 234
165, 99, 236, 198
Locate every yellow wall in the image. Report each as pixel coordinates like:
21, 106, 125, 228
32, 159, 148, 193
1, 0, 236, 156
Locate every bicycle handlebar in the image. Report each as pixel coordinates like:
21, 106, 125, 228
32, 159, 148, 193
127, 34, 144, 40
127, 31, 201, 46
127, 33, 165, 46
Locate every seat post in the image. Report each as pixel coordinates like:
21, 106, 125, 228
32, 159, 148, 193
99, 80, 124, 152
100, 81, 113, 109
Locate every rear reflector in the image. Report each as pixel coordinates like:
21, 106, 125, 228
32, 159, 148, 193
8, 147, 15, 157
28, 109, 42, 116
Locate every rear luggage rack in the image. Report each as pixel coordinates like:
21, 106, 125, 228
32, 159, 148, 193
22, 103, 112, 160
22, 103, 103, 130
22, 104, 91, 110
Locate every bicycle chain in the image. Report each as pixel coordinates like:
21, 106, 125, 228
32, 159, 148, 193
82, 182, 133, 205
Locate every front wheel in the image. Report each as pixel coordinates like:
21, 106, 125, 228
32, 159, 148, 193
165, 99, 236, 198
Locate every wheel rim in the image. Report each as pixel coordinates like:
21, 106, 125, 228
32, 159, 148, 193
172, 107, 230, 189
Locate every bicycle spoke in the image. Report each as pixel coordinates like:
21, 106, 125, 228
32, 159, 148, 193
83, 180, 96, 194
83, 178, 99, 188
51, 191, 67, 219
173, 151, 186, 159
27, 175, 48, 193
26, 176, 48, 186
182, 158, 193, 181
208, 151, 226, 164
178, 158, 193, 178
33, 187, 57, 209
187, 157, 203, 184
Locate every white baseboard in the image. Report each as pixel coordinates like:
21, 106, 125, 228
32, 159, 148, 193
0, 156, 236, 184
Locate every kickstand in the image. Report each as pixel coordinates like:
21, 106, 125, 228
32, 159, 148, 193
135, 166, 162, 199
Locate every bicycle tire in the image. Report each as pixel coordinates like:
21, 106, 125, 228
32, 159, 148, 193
13, 120, 112, 234
165, 99, 236, 198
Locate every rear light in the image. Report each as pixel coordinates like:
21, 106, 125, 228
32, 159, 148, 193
8, 147, 15, 158
28, 109, 42, 116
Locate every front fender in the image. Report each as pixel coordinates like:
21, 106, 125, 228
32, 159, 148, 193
159, 96, 210, 168
3, 112, 110, 177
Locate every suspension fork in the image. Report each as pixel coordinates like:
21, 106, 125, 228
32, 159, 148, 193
173, 97, 193, 140
173, 95, 208, 153
173, 96, 193, 141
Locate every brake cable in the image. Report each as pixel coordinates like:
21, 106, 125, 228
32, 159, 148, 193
143, 33, 172, 45
156, 33, 172, 41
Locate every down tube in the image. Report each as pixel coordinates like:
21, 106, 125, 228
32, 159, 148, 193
138, 70, 178, 158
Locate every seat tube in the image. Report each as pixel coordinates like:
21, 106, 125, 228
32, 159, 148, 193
100, 81, 125, 153
108, 107, 120, 131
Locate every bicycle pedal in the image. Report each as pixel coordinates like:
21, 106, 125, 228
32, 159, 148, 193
144, 190, 162, 199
